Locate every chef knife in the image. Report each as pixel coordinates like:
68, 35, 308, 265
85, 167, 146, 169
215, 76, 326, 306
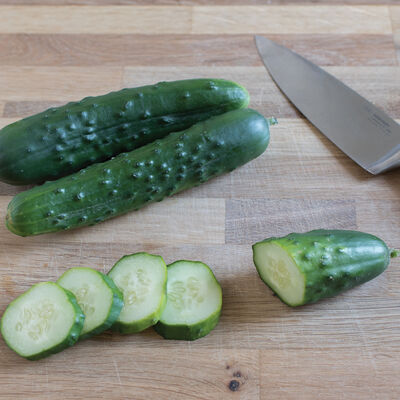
255, 35, 400, 174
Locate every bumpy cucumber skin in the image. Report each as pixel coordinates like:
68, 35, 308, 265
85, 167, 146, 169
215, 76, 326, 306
0, 79, 249, 185
6, 108, 270, 237
108, 253, 167, 334
0, 282, 85, 361
254, 229, 392, 307
154, 260, 222, 341
57, 268, 124, 340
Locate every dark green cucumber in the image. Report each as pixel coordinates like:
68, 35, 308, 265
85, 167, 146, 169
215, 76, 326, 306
253, 229, 398, 307
6, 108, 270, 236
1, 282, 85, 360
57, 267, 124, 340
0, 79, 249, 185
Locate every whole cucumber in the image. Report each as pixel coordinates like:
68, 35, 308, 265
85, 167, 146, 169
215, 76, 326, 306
0, 79, 249, 185
6, 108, 270, 236
253, 229, 399, 306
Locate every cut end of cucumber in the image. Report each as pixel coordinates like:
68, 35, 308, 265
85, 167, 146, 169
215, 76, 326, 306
253, 241, 305, 306
1, 282, 81, 359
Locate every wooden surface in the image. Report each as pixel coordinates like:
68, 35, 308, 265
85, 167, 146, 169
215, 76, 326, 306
0, 2, 399, 399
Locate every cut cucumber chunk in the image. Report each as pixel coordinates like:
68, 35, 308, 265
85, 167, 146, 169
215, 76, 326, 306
108, 252, 167, 334
1, 282, 84, 360
253, 229, 397, 307
57, 267, 123, 340
154, 260, 222, 341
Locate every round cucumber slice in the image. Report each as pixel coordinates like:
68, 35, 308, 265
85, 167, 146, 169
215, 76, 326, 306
1, 282, 84, 360
57, 267, 123, 340
108, 252, 167, 334
154, 260, 222, 341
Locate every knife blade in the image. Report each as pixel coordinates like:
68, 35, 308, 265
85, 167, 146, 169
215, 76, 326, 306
255, 35, 400, 174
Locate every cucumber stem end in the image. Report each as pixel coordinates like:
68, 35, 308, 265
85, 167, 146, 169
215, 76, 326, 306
267, 117, 278, 126
390, 249, 399, 258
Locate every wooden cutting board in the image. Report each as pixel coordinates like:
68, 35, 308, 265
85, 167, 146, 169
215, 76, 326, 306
0, 2, 399, 399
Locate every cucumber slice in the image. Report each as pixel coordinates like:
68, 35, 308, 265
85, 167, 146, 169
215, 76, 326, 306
57, 267, 124, 340
154, 260, 222, 341
253, 230, 397, 306
1, 282, 84, 360
108, 252, 167, 334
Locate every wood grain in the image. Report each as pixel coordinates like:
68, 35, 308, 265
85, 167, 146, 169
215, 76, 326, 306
0, 6, 192, 34
2, 101, 65, 118
0, 67, 123, 101
0, 34, 396, 68
0, 6, 392, 34
0, 346, 260, 399
0, 0, 398, 4
391, 6, 400, 64
356, 200, 400, 241
225, 199, 357, 244
0, 1, 399, 399
192, 6, 392, 35
225, 198, 399, 248
260, 348, 400, 400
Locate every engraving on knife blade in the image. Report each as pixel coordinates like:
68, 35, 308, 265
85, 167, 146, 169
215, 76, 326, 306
363, 106, 392, 137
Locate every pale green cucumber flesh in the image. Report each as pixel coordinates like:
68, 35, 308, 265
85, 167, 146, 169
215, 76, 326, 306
0, 282, 84, 360
154, 260, 222, 341
108, 252, 167, 334
253, 242, 306, 306
57, 267, 123, 339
